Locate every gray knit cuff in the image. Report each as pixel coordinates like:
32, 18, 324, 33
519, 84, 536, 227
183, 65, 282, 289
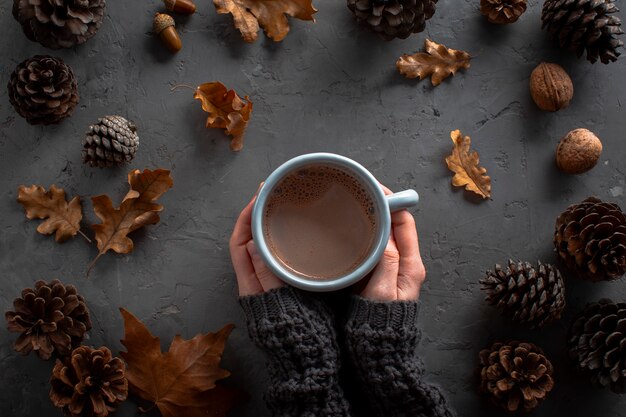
347, 295, 420, 330
239, 286, 311, 319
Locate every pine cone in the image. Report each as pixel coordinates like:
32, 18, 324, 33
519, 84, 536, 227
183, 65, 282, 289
347, 0, 438, 41
480, 260, 566, 328
50, 346, 128, 417
13, 0, 106, 49
542, 0, 624, 64
480, 0, 527, 24
5, 279, 92, 360
83, 116, 140, 168
568, 299, 626, 393
554, 197, 626, 282
479, 341, 554, 413
8, 55, 79, 125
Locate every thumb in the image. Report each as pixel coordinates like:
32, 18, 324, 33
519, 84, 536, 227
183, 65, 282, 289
246, 241, 284, 292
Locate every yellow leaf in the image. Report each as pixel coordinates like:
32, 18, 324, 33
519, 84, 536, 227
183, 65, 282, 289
397, 39, 471, 86
445, 130, 491, 199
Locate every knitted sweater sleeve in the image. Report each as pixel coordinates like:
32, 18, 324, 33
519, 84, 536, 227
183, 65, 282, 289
239, 287, 351, 417
344, 296, 454, 417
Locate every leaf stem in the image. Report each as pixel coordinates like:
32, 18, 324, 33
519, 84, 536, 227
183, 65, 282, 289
86, 252, 103, 278
139, 403, 157, 414
170, 83, 196, 92
78, 230, 92, 244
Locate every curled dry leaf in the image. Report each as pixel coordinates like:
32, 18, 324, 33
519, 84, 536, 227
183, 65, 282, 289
119, 308, 238, 417
213, 0, 317, 43
89, 169, 173, 274
445, 130, 491, 199
17, 184, 83, 242
194, 82, 253, 151
397, 39, 471, 86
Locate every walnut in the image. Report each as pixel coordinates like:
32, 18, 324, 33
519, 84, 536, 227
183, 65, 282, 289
530, 62, 573, 112
556, 128, 603, 175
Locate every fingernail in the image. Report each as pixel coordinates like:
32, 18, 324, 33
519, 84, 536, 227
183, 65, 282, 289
255, 182, 264, 195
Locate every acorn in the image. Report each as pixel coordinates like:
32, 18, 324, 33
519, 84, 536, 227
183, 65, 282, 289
164, 0, 196, 14
154, 13, 182, 53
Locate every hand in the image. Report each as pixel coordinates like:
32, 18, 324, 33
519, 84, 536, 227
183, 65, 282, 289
229, 186, 285, 296
359, 185, 426, 302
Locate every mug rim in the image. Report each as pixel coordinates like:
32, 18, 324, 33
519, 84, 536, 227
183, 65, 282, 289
251, 152, 391, 292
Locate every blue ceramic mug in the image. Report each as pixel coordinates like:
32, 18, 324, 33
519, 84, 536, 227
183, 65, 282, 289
251, 153, 419, 292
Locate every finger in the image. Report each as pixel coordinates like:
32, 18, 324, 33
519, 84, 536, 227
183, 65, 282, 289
247, 241, 284, 292
362, 234, 400, 301
379, 183, 393, 196
392, 210, 425, 300
230, 185, 264, 296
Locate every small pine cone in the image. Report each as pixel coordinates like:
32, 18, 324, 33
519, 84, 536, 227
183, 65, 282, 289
8, 55, 79, 125
83, 116, 140, 168
568, 299, 626, 393
50, 346, 128, 417
542, 0, 624, 64
5, 279, 92, 360
13, 0, 106, 49
480, 260, 566, 328
554, 197, 626, 282
479, 341, 555, 413
480, 0, 527, 24
347, 0, 438, 41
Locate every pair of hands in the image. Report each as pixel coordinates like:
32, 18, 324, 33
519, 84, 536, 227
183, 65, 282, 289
229, 184, 426, 302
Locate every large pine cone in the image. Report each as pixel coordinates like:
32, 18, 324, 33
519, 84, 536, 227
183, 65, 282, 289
554, 197, 626, 282
347, 0, 438, 41
480, 260, 566, 328
542, 0, 624, 64
5, 279, 92, 360
479, 341, 554, 412
569, 299, 626, 393
50, 346, 128, 417
8, 55, 79, 125
13, 0, 106, 49
83, 116, 140, 168
480, 0, 527, 24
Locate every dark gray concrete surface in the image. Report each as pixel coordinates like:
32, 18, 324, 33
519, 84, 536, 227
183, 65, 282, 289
1, 0, 626, 416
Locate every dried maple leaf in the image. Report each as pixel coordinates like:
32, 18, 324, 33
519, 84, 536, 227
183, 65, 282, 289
119, 308, 238, 417
213, 0, 317, 43
445, 130, 491, 199
397, 39, 471, 86
17, 184, 83, 242
88, 169, 173, 274
194, 82, 253, 151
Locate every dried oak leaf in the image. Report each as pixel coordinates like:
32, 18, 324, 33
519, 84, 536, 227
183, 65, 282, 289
194, 82, 253, 151
445, 130, 491, 199
88, 169, 173, 274
17, 185, 82, 242
119, 308, 238, 417
397, 39, 471, 86
213, 0, 317, 43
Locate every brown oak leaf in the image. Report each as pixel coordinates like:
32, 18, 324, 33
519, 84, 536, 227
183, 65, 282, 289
397, 39, 471, 86
88, 169, 173, 274
213, 0, 317, 43
194, 82, 253, 151
119, 308, 238, 417
17, 184, 83, 242
445, 130, 491, 199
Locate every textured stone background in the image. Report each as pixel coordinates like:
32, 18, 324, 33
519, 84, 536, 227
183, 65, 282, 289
1, 0, 626, 416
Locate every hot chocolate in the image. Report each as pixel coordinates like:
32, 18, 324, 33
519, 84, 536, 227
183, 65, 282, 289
263, 164, 377, 280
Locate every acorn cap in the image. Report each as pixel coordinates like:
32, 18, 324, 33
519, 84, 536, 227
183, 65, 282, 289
164, 0, 176, 10
154, 13, 175, 34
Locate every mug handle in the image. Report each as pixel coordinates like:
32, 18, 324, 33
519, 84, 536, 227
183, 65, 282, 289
386, 189, 420, 212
